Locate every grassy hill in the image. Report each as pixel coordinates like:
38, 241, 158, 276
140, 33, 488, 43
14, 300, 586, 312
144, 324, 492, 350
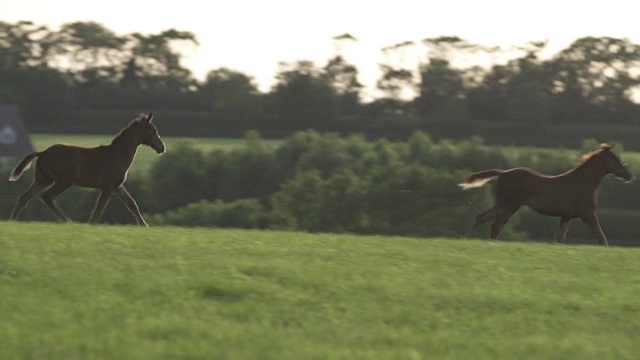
1, 222, 640, 359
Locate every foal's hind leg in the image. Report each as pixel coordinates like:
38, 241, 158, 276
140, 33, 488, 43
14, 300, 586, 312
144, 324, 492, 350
555, 217, 572, 243
466, 206, 498, 237
490, 207, 518, 239
10, 179, 53, 220
89, 188, 113, 224
40, 182, 72, 222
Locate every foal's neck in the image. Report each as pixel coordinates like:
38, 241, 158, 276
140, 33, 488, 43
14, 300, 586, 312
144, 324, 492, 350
110, 130, 142, 159
571, 156, 608, 189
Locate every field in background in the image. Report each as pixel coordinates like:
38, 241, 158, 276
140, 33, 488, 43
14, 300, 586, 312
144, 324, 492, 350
30, 133, 640, 176
30, 134, 283, 174
2, 222, 640, 359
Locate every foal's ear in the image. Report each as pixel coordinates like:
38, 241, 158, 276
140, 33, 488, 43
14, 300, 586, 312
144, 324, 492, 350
145, 112, 154, 123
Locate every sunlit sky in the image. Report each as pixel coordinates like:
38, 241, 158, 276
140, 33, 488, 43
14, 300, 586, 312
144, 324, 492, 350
3, 0, 640, 97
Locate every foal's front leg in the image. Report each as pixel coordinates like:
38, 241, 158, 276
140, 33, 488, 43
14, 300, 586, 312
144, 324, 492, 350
89, 188, 113, 224
115, 186, 148, 227
581, 211, 608, 246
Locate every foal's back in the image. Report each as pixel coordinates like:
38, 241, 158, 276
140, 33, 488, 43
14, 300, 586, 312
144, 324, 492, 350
496, 167, 591, 217
38, 143, 130, 188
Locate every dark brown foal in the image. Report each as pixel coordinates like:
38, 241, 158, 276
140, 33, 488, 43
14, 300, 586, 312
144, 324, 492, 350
8, 113, 165, 226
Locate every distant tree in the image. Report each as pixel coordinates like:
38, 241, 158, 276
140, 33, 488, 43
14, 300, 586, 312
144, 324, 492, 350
468, 41, 551, 123
199, 67, 263, 126
21, 68, 74, 125
549, 37, 640, 124
467, 65, 510, 121
506, 80, 551, 126
417, 36, 504, 121
48, 21, 126, 85
0, 21, 74, 124
325, 33, 363, 114
127, 29, 198, 91
422, 36, 495, 62
376, 65, 414, 103
267, 60, 339, 130
43, 22, 198, 92
0, 21, 52, 69
120, 58, 141, 88
324, 55, 362, 115
415, 58, 467, 118
375, 41, 417, 113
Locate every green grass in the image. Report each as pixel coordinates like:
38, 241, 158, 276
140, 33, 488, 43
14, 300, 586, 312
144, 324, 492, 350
29, 134, 282, 175
2, 223, 640, 359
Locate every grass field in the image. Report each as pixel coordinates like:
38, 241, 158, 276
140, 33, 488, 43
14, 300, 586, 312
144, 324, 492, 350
2, 222, 640, 359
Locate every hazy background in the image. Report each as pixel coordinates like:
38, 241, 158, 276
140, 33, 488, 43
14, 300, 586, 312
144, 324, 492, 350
4, 0, 639, 95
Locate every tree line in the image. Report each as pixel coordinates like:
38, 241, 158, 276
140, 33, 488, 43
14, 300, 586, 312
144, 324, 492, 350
3, 20, 640, 137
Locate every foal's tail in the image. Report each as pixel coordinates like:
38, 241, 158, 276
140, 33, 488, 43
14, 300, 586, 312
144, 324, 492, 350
459, 169, 503, 190
8, 152, 41, 181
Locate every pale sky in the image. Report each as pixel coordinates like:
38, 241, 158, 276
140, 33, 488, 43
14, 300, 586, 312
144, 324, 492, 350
3, 0, 640, 97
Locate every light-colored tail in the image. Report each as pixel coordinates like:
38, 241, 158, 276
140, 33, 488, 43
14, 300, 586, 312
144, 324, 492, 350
459, 169, 503, 190
8, 152, 40, 181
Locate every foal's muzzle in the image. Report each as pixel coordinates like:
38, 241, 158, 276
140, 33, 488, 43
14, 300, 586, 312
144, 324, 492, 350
149, 139, 165, 154
154, 142, 166, 154
616, 166, 633, 182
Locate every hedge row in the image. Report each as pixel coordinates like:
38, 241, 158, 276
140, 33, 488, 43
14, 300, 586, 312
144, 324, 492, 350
3, 130, 640, 241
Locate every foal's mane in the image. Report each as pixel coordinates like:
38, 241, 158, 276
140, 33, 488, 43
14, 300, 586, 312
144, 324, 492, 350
581, 143, 613, 163
111, 113, 147, 144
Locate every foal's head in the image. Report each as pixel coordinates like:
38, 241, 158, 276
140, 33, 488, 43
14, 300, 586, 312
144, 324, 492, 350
130, 113, 166, 154
583, 143, 632, 181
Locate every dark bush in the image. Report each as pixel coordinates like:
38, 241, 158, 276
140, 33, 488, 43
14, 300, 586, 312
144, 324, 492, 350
150, 199, 268, 228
